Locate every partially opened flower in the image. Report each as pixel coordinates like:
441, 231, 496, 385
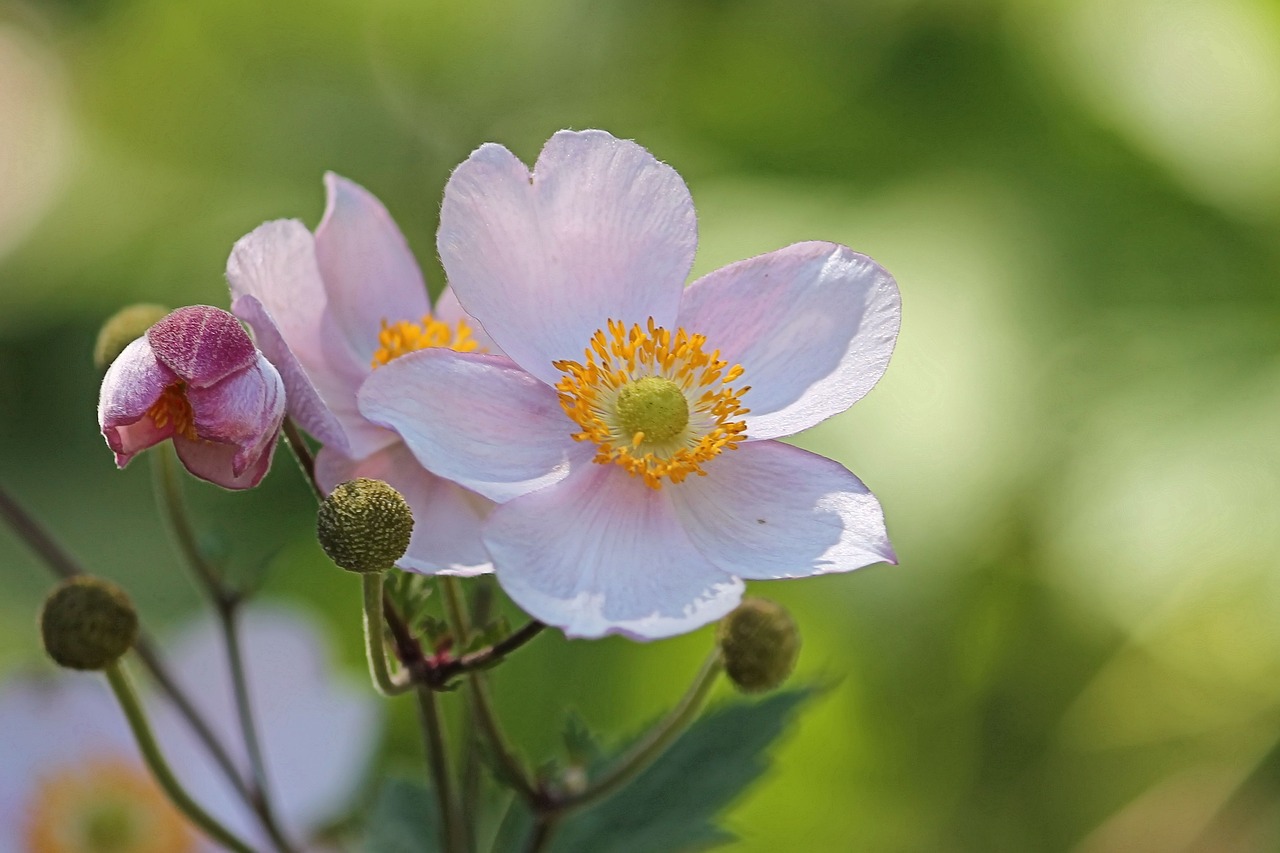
0, 606, 381, 851
98, 305, 285, 490
360, 130, 902, 640
226, 175, 493, 574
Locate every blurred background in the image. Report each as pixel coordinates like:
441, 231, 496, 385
2, 0, 1279, 849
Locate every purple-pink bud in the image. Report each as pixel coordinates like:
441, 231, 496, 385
97, 305, 286, 490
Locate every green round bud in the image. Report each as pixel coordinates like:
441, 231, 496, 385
717, 597, 800, 694
93, 303, 170, 370
316, 478, 414, 573
40, 577, 139, 671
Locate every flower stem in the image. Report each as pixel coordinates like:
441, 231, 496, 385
281, 416, 321, 500
560, 651, 723, 814
440, 577, 537, 803
153, 447, 295, 853
363, 572, 412, 696
0, 480, 259, 827
105, 661, 257, 853
416, 685, 466, 853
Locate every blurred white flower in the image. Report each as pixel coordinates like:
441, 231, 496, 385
0, 606, 381, 851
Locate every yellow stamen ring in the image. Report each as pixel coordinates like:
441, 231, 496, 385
554, 318, 750, 489
146, 384, 197, 440
371, 314, 484, 368
24, 758, 197, 853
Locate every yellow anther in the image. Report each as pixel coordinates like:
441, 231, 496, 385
147, 384, 197, 440
371, 314, 484, 368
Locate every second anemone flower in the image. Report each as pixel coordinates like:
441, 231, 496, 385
226, 174, 494, 575
360, 130, 903, 640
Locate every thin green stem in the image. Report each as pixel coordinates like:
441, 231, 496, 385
0, 479, 258, 819
153, 448, 294, 853
281, 417, 322, 501
363, 572, 412, 696
523, 813, 559, 853
560, 651, 723, 814
105, 662, 256, 853
417, 686, 466, 853
440, 578, 537, 803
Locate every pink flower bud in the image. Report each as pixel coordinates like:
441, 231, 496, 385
97, 305, 286, 489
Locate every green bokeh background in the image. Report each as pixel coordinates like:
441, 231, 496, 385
3, 0, 1280, 849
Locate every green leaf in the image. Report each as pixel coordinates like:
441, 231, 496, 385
362, 775, 443, 853
502, 687, 814, 853
562, 709, 602, 766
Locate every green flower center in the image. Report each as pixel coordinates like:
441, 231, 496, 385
615, 376, 689, 443
82, 800, 138, 852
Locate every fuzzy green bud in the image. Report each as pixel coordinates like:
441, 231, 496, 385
316, 478, 414, 573
40, 576, 139, 671
93, 303, 170, 370
717, 597, 800, 693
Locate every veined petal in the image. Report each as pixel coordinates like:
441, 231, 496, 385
670, 440, 895, 580
146, 305, 257, 389
359, 349, 589, 503
433, 284, 500, 354
231, 293, 349, 453
677, 242, 901, 440
187, 355, 285, 475
173, 434, 277, 490
316, 443, 493, 576
98, 336, 178, 466
487, 463, 744, 639
438, 130, 695, 385
315, 173, 431, 366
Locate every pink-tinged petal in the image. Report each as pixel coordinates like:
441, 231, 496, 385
359, 349, 590, 503
433, 284, 501, 354
146, 305, 257, 389
677, 242, 901, 441
153, 606, 382, 842
315, 173, 431, 365
231, 293, 349, 453
670, 440, 895, 580
317, 443, 493, 576
187, 354, 285, 476
438, 130, 695, 385
487, 463, 744, 639
173, 435, 277, 490
98, 336, 178, 466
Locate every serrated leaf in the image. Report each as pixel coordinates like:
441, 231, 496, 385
500, 688, 814, 853
563, 709, 602, 766
362, 775, 443, 853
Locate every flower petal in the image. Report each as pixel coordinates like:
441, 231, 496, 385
187, 354, 285, 475
438, 129, 695, 385
316, 443, 493, 576
359, 348, 589, 503
670, 440, 895, 579
173, 434, 278, 489
145, 305, 257, 389
98, 336, 178, 466
154, 606, 382, 843
315, 173, 431, 365
677, 241, 901, 440
231, 293, 350, 453
487, 463, 744, 639
433, 284, 500, 354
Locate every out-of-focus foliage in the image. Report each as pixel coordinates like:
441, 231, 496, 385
2, 0, 1279, 849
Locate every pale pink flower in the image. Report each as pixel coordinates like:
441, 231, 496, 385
226, 175, 494, 575
360, 130, 902, 640
0, 607, 381, 851
98, 305, 285, 490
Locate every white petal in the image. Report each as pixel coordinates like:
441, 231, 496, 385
487, 463, 744, 639
670, 440, 896, 579
315, 173, 431, 365
359, 349, 590, 503
438, 130, 695, 385
316, 443, 493, 576
677, 242, 901, 440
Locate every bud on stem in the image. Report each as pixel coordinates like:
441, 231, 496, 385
40, 576, 139, 671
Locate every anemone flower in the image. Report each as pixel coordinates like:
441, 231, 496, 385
0, 606, 380, 852
359, 130, 902, 640
98, 306, 285, 490
227, 175, 493, 574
